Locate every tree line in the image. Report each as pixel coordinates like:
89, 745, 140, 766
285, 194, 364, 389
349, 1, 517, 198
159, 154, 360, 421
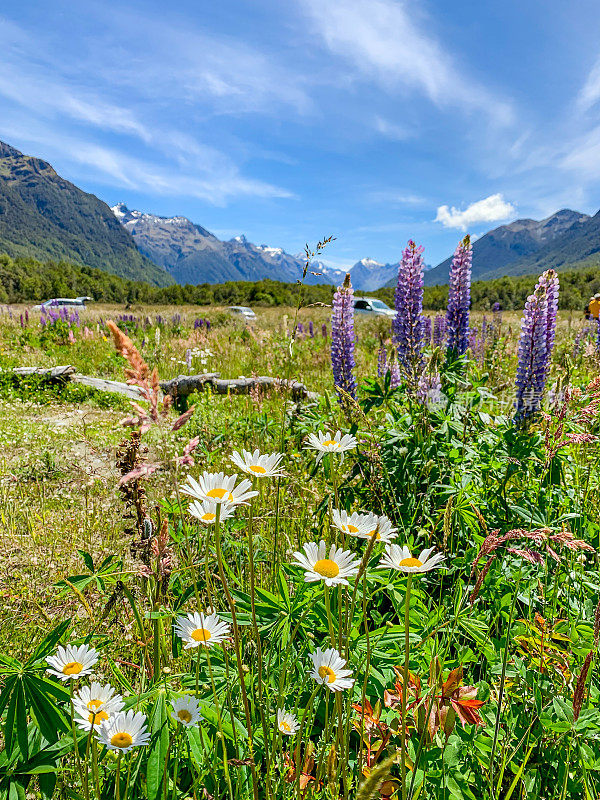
1, 252, 599, 311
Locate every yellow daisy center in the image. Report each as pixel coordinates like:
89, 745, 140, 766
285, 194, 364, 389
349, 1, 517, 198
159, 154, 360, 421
111, 732, 133, 749
249, 465, 267, 474
178, 709, 193, 723
318, 665, 337, 683
87, 699, 104, 710
313, 558, 340, 578
322, 440, 340, 448
399, 557, 423, 568
347, 524, 359, 533
369, 529, 382, 540
191, 627, 212, 642
280, 720, 291, 732
201, 513, 216, 522
88, 710, 109, 724
62, 661, 84, 675
207, 487, 233, 501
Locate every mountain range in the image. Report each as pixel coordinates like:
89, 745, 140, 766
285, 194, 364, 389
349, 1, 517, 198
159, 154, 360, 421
111, 203, 399, 290
0, 141, 171, 286
424, 209, 594, 286
1, 138, 600, 292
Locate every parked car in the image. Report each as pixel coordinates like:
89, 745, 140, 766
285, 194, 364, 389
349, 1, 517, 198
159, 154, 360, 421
33, 296, 92, 312
227, 305, 256, 320
353, 297, 395, 317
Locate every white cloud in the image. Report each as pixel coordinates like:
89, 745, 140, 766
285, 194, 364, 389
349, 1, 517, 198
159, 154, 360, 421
577, 56, 600, 111
374, 116, 411, 140
300, 0, 512, 122
0, 118, 293, 205
435, 194, 516, 231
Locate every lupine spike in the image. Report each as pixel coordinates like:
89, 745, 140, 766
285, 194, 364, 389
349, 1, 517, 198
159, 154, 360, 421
514, 269, 559, 423
331, 273, 357, 403
446, 235, 472, 358
392, 240, 426, 387
377, 344, 388, 379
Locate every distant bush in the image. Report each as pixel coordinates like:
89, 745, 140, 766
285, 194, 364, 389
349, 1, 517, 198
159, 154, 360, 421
2, 251, 600, 310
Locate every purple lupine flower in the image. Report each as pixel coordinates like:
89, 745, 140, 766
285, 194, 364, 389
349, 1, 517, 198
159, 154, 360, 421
417, 372, 443, 408
20, 314, 24, 329
25, 309, 29, 324
432, 315, 446, 348
309, 320, 314, 338
573, 331, 583, 358
540, 270, 559, 356
596, 317, 600, 354
446, 235, 472, 358
389, 357, 401, 389
331, 273, 357, 403
322, 323, 328, 339
392, 240, 426, 387
468, 326, 478, 353
377, 344, 388, 378
422, 315, 432, 344
514, 269, 559, 423
206, 319, 211, 331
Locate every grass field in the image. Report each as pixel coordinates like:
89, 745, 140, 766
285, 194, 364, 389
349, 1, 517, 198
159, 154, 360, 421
0, 296, 599, 800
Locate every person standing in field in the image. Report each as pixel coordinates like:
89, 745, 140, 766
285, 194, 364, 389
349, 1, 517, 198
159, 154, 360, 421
585, 293, 600, 319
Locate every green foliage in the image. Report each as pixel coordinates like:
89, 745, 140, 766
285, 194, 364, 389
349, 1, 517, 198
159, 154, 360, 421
4, 250, 600, 309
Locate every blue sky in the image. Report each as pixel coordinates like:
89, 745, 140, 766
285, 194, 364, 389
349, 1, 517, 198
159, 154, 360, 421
2, 0, 600, 268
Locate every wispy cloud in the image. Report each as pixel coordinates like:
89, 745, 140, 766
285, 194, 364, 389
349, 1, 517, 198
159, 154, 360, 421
299, 0, 513, 123
0, 117, 293, 205
366, 189, 426, 206
577, 56, 600, 111
435, 193, 516, 231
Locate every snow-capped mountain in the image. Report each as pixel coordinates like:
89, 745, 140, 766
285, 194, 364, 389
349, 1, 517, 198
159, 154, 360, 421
111, 203, 399, 290
349, 258, 398, 292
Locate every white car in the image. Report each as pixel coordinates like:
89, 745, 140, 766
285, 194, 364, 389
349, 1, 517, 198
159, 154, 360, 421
33, 296, 92, 312
227, 305, 256, 320
353, 297, 395, 317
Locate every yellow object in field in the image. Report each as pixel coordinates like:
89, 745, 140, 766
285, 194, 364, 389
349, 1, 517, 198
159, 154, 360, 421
588, 297, 600, 319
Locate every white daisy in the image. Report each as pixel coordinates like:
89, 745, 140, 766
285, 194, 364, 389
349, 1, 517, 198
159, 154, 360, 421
180, 472, 258, 506
379, 544, 445, 574
355, 513, 398, 544
174, 610, 230, 649
171, 696, 202, 728
96, 710, 150, 752
230, 449, 284, 479
46, 644, 99, 682
73, 682, 124, 730
305, 431, 357, 462
188, 499, 236, 525
309, 647, 355, 693
277, 709, 300, 736
331, 510, 373, 538
292, 541, 361, 587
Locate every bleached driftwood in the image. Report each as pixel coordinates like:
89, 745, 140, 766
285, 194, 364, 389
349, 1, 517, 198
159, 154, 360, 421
160, 373, 319, 402
11, 365, 76, 379
6, 366, 318, 404
5, 365, 143, 399
71, 374, 144, 400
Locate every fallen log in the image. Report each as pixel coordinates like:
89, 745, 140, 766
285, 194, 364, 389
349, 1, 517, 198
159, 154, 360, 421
71, 374, 144, 400
160, 373, 319, 404
5, 366, 318, 405
11, 365, 76, 379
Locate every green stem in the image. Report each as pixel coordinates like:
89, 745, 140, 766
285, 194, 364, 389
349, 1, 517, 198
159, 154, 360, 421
324, 586, 337, 648
295, 685, 321, 798
401, 574, 413, 800
115, 752, 121, 800
205, 646, 234, 800
214, 504, 259, 799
